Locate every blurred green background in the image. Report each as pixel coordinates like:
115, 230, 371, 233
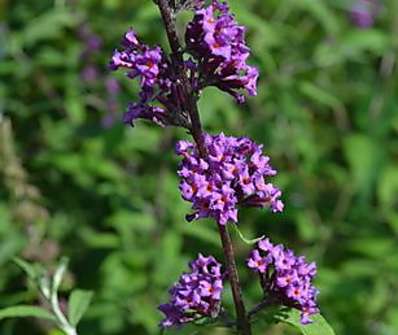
1, 0, 398, 334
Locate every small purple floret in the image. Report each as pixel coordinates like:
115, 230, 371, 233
159, 254, 224, 328
247, 238, 319, 325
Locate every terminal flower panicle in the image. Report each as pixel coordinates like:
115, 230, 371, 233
176, 133, 283, 225
159, 254, 224, 328
247, 238, 319, 324
110, 2, 258, 127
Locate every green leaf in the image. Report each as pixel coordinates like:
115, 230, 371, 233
315, 30, 390, 66
299, 82, 342, 110
0, 235, 25, 267
16, 9, 77, 48
68, 289, 94, 326
348, 237, 396, 259
52, 257, 69, 293
290, 0, 340, 35
79, 226, 120, 249
343, 134, 382, 197
277, 309, 336, 335
0, 305, 55, 321
378, 165, 398, 210
232, 224, 264, 245
13, 257, 37, 280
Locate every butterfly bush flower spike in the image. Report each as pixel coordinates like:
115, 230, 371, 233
176, 133, 284, 225
108, 0, 330, 332
159, 254, 224, 328
247, 238, 319, 324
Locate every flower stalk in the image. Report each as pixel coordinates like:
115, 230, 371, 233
156, 0, 206, 156
155, 0, 251, 333
218, 224, 252, 335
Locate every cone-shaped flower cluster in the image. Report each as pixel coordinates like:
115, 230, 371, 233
176, 133, 283, 225
186, 0, 259, 103
247, 238, 319, 324
159, 254, 224, 328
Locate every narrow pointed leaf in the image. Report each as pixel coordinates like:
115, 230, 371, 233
0, 305, 56, 321
13, 258, 37, 280
68, 289, 94, 326
52, 257, 69, 292
232, 224, 264, 244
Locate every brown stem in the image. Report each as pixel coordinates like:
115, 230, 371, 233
156, 0, 206, 156
155, 1, 251, 334
218, 224, 252, 335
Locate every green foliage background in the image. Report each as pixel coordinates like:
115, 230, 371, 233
1, 0, 398, 334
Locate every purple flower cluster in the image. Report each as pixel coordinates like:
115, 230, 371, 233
186, 0, 259, 103
110, 29, 178, 127
102, 78, 121, 128
159, 254, 224, 328
247, 238, 319, 324
78, 23, 103, 63
110, 1, 259, 127
350, 0, 380, 28
78, 23, 103, 83
176, 133, 283, 225
77, 21, 121, 128
110, 29, 166, 91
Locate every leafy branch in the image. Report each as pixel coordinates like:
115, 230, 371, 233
5, 257, 93, 335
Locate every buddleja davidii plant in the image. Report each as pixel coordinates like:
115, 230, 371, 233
109, 0, 335, 334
